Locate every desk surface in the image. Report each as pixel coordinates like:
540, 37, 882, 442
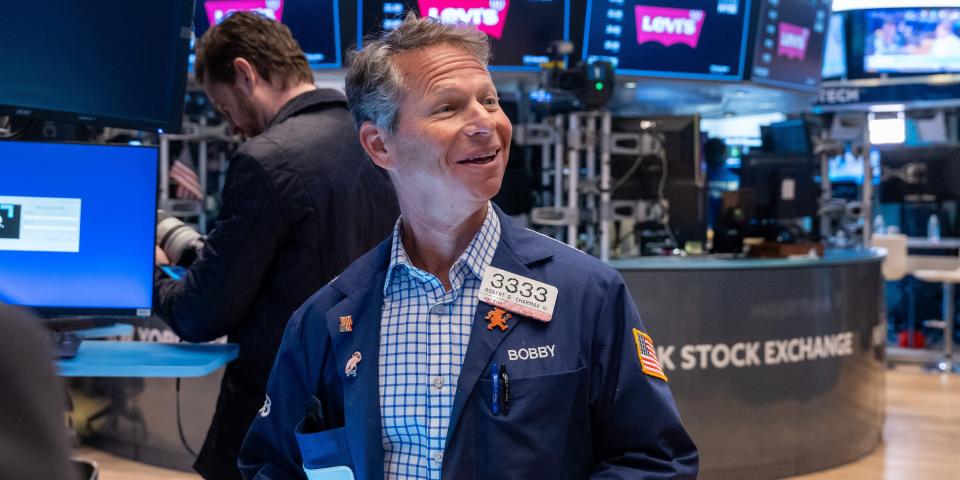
610, 249, 882, 271
57, 341, 238, 378
907, 237, 960, 249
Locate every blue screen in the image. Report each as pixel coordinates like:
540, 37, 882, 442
829, 150, 880, 185
0, 142, 158, 316
583, 0, 751, 80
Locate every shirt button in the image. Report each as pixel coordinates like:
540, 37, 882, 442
433, 451, 443, 464
432, 377, 444, 390
431, 305, 444, 314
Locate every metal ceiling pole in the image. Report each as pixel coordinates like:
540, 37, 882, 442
567, 112, 581, 247
600, 111, 612, 262
861, 114, 873, 247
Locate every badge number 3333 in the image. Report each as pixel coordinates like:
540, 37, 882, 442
478, 266, 558, 322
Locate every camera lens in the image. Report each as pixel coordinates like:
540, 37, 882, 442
156, 210, 204, 265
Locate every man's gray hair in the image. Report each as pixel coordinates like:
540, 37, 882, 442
345, 13, 492, 134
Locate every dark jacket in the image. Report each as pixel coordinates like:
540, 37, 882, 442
154, 89, 399, 480
239, 205, 699, 480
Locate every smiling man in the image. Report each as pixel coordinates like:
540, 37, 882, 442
239, 14, 698, 480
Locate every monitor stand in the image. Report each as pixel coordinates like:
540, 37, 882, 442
41, 317, 129, 359
48, 331, 82, 359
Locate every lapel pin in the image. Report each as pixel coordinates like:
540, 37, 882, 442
339, 315, 353, 333
345, 351, 362, 377
485, 307, 512, 332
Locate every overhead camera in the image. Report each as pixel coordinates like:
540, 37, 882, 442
530, 41, 616, 115
156, 210, 205, 266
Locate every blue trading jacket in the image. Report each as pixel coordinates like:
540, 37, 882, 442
239, 206, 699, 480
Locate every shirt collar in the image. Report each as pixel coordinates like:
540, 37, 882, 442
384, 202, 501, 295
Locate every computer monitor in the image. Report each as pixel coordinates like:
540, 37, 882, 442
192, 0, 342, 70
739, 153, 817, 219
861, 7, 960, 74
0, 141, 158, 318
765, 119, 812, 156
829, 150, 881, 185
611, 116, 707, 247
0, 2, 193, 133
583, 0, 752, 80
748, 0, 831, 91
879, 144, 960, 202
359, 0, 570, 71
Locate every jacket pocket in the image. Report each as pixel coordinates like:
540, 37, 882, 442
474, 367, 590, 479
294, 418, 353, 472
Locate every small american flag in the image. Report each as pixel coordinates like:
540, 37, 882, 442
170, 146, 203, 201
633, 328, 667, 381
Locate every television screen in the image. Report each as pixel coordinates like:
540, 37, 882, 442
749, 0, 832, 91
359, 0, 570, 70
864, 7, 960, 73
822, 13, 847, 79
192, 0, 342, 70
0, 2, 193, 133
0, 141, 158, 318
583, 0, 751, 80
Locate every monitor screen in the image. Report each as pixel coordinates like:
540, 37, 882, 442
359, 0, 570, 70
863, 7, 960, 74
829, 150, 880, 184
749, 0, 832, 91
822, 13, 847, 79
0, 2, 193, 133
192, 0, 342, 70
0, 141, 158, 318
583, 0, 751, 80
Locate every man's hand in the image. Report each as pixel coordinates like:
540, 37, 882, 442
155, 245, 170, 266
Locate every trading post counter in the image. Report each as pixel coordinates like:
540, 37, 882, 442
610, 250, 885, 480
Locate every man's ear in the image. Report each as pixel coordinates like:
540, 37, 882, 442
358, 122, 394, 170
232, 58, 257, 95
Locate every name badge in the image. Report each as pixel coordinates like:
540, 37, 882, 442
478, 266, 558, 322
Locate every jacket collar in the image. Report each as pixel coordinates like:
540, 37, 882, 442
322, 204, 555, 477
267, 88, 348, 129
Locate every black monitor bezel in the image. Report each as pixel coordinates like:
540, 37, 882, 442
0, 1, 195, 134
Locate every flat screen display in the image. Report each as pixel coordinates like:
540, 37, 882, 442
359, 0, 570, 70
864, 7, 960, 73
0, 141, 158, 318
0, 2, 193, 133
822, 12, 847, 79
749, 0, 832, 91
829, 150, 880, 185
583, 0, 751, 80
192, 0, 342, 69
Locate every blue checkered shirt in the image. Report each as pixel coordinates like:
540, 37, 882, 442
379, 204, 501, 480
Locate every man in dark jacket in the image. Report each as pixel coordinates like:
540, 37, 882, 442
153, 12, 399, 480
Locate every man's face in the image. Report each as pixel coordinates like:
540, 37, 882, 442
382, 44, 512, 207
203, 78, 264, 139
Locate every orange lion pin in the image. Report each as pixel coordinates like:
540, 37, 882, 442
486, 307, 512, 331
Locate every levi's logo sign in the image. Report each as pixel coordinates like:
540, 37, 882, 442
635, 6, 705, 48
419, 0, 511, 39
777, 22, 810, 60
205, 0, 284, 26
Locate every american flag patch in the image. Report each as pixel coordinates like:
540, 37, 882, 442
633, 328, 667, 382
